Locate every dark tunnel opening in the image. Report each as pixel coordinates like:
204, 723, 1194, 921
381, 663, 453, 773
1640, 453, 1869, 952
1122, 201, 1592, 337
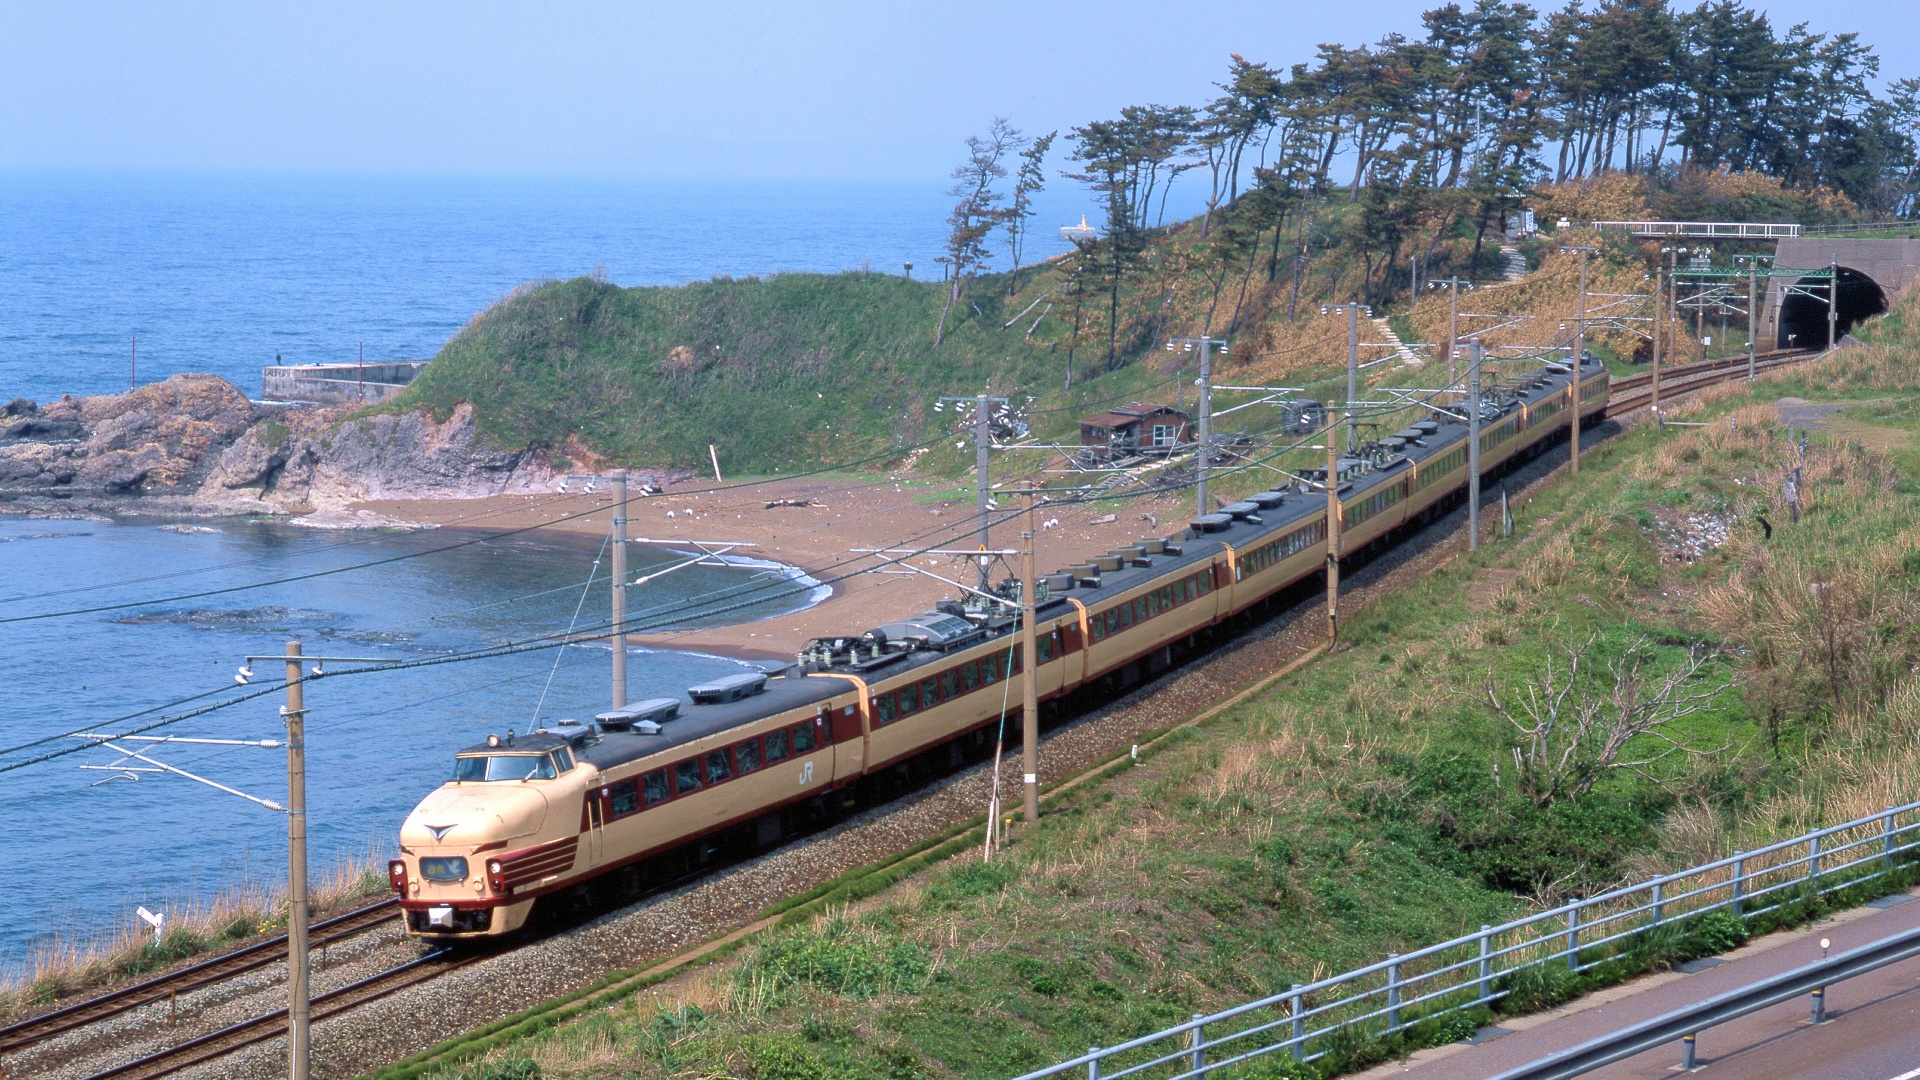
1777, 267, 1889, 349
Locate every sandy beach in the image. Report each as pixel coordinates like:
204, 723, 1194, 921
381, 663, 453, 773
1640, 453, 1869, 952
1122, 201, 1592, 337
357, 473, 1194, 662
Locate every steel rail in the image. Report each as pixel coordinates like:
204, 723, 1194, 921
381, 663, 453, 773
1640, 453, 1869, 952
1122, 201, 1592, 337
1608, 347, 1813, 394
0, 898, 399, 1052
1606, 350, 1821, 416
1486, 925, 1920, 1080
75, 948, 469, 1080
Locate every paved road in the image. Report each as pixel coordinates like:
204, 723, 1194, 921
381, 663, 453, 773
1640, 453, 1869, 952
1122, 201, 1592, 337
1365, 891, 1920, 1080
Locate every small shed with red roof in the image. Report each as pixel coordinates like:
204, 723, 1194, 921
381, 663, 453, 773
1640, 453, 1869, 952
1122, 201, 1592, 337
1078, 402, 1191, 460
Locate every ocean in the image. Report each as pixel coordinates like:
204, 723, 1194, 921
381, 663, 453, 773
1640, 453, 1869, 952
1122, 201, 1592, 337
0, 169, 1151, 970
0, 170, 1104, 404
0, 517, 815, 968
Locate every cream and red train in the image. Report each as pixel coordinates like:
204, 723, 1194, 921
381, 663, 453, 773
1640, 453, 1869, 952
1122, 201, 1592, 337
388, 360, 1609, 936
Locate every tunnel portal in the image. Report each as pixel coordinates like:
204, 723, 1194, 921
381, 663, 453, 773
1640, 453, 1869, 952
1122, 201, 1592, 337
1776, 266, 1890, 349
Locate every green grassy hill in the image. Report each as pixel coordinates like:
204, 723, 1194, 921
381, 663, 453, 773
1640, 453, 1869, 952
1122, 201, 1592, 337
396, 271, 1069, 473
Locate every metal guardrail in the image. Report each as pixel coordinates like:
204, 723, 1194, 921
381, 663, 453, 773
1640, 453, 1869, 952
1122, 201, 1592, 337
1010, 800, 1920, 1080
1582, 221, 1802, 239
1797, 220, 1920, 236
1488, 924, 1920, 1080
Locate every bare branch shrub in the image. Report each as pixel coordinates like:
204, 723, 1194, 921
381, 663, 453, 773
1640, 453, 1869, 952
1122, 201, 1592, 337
1484, 635, 1734, 806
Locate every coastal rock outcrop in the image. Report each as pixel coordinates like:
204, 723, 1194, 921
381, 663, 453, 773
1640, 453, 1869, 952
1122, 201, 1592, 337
202, 401, 561, 510
1, 375, 562, 517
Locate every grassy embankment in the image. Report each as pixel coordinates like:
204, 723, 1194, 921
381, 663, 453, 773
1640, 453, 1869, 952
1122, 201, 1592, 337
0, 857, 388, 1021
398, 288, 1920, 1080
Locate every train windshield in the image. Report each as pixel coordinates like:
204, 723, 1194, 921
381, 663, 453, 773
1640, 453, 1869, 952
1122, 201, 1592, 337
453, 753, 557, 782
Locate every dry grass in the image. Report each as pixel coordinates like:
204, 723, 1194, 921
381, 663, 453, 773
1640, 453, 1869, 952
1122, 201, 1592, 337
0, 851, 387, 1018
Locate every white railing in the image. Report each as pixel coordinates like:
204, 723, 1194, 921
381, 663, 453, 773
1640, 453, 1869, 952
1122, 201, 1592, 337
1583, 221, 1802, 239
1011, 800, 1920, 1080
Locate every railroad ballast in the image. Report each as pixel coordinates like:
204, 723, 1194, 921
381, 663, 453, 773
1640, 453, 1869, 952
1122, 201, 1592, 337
389, 359, 1609, 937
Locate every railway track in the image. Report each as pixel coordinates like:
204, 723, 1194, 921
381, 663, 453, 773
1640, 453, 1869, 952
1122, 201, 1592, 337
77, 948, 477, 1080
0, 899, 397, 1058
1606, 347, 1821, 416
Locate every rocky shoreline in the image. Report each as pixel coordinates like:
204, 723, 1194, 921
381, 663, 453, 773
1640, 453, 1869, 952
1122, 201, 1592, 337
0, 374, 563, 521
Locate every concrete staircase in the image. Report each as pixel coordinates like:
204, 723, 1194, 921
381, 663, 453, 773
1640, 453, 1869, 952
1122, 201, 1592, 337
1371, 318, 1424, 366
1498, 244, 1529, 282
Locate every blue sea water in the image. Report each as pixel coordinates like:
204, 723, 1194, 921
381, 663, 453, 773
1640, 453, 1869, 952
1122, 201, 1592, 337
0, 171, 1100, 404
0, 169, 1124, 970
0, 517, 812, 969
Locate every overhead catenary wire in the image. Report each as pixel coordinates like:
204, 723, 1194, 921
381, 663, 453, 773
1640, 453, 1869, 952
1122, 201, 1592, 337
0, 501, 1029, 776
5, 355, 1493, 779
0, 429, 961, 625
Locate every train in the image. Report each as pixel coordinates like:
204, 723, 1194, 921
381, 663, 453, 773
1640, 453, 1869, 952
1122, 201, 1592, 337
388, 359, 1610, 937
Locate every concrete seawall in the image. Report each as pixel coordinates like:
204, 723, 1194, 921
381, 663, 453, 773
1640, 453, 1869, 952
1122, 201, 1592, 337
262, 361, 428, 405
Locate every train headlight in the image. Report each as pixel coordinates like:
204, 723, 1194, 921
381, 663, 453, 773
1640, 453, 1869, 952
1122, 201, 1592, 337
486, 859, 505, 894
387, 859, 408, 894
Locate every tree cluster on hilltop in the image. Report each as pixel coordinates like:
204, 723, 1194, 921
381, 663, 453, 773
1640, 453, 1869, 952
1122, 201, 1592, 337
939, 0, 1920, 357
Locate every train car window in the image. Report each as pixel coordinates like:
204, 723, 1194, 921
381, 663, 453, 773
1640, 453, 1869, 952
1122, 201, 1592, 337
940, 669, 960, 699
706, 749, 732, 785
875, 693, 896, 724
736, 738, 762, 773
609, 779, 641, 816
982, 654, 1002, 683
1135, 597, 1149, 622
453, 754, 555, 782
1038, 632, 1055, 663
674, 759, 702, 794
920, 677, 940, 711
1146, 592, 1160, 617
793, 722, 817, 753
896, 685, 918, 717
766, 728, 790, 762
1089, 617, 1105, 642
960, 660, 979, 692
642, 770, 671, 805
552, 747, 575, 772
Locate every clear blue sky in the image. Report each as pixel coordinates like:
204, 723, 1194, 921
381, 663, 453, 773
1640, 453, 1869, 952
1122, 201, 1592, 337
1, 0, 1913, 180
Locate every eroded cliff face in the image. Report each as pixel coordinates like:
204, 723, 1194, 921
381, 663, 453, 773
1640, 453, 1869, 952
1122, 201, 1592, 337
0, 375, 561, 517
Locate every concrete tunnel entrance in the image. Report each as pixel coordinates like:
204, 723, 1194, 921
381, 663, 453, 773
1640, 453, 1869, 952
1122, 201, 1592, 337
1777, 266, 1889, 349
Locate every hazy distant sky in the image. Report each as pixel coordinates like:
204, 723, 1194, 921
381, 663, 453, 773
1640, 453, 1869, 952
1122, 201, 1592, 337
2, 1, 1914, 180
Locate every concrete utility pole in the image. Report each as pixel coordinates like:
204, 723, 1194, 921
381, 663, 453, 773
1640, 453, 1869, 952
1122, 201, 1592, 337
1557, 245, 1596, 474
1828, 259, 1839, 351
610, 469, 628, 709
1167, 337, 1228, 515
1019, 482, 1040, 822
1429, 279, 1471, 392
1468, 341, 1483, 551
282, 641, 310, 1080
1736, 254, 1765, 380
939, 393, 1008, 589
1655, 247, 1681, 417
1325, 425, 1341, 647
976, 396, 992, 587
1322, 304, 1370, 451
